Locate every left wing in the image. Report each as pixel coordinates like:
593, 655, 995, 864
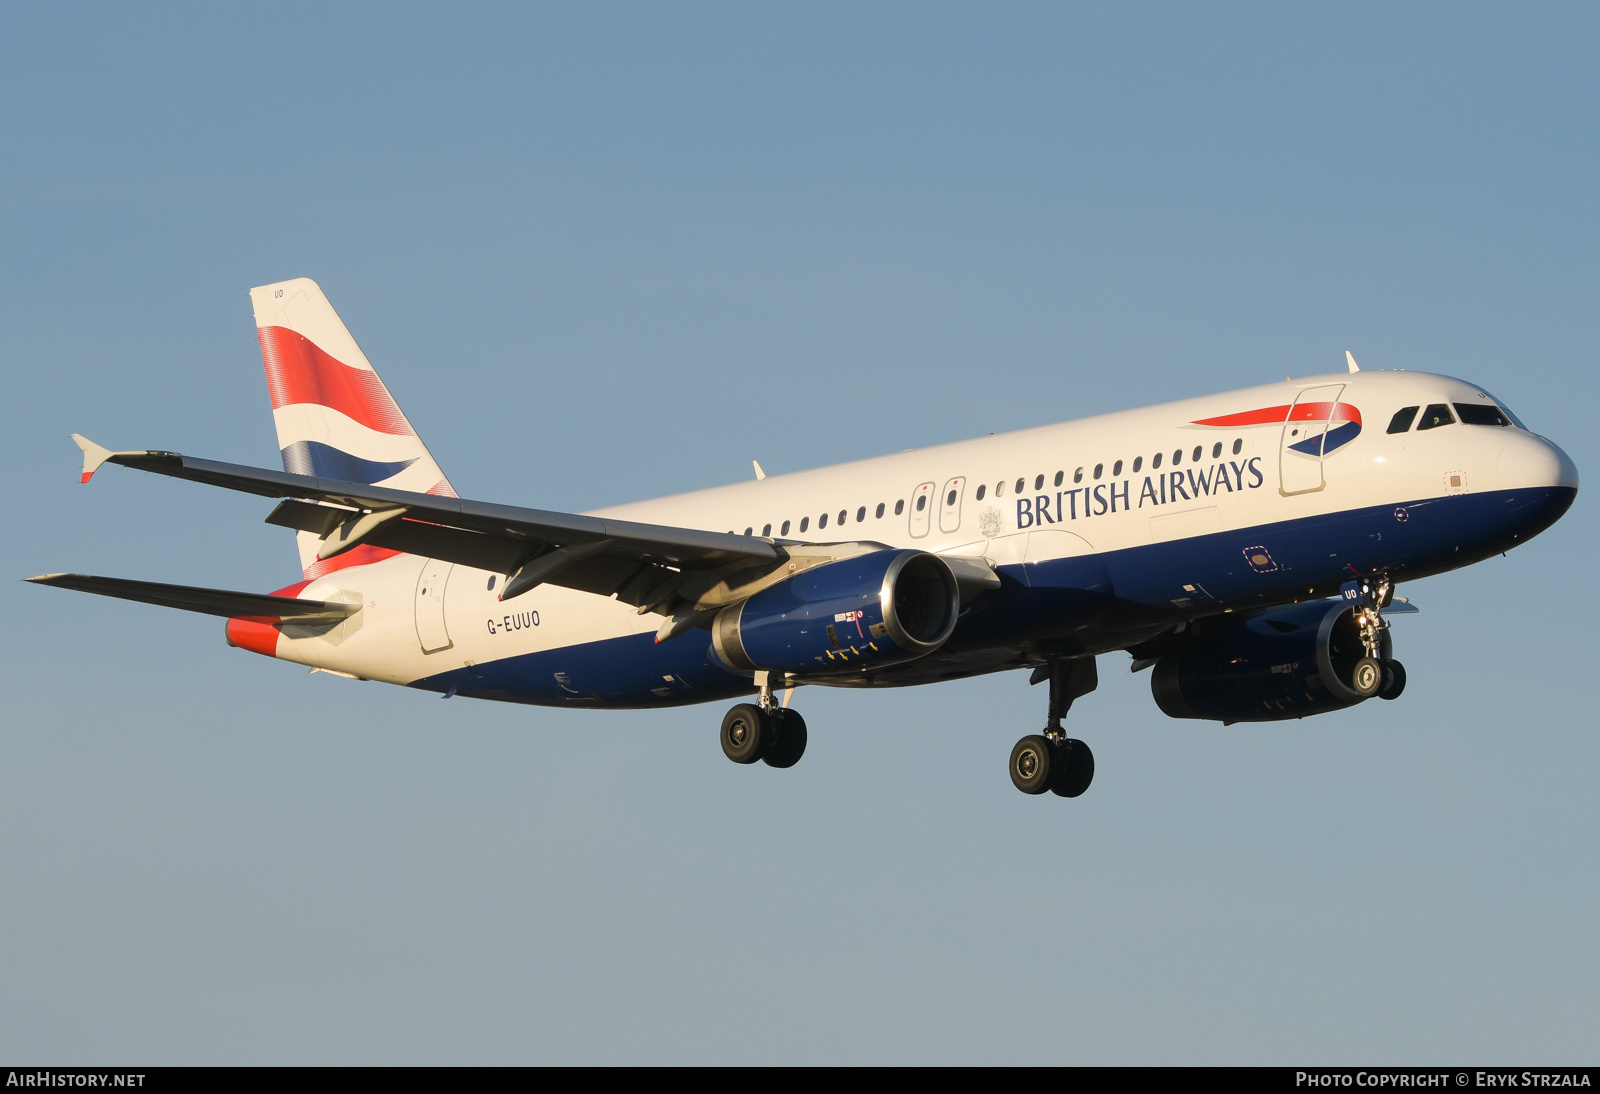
72, 436, 795, 636
70, 435, 1002, 640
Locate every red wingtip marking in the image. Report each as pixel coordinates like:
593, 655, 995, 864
79, 472, 92, 484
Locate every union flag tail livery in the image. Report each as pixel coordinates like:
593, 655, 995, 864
250, 278, 457, 579
31, 279, 1579, 800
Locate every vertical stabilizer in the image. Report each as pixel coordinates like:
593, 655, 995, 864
250, 277, 456, 578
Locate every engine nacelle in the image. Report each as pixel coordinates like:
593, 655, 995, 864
712, 549, 959, 676
1151, 599, 1389, 723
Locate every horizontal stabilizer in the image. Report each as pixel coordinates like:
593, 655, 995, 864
25, 573, 361, 624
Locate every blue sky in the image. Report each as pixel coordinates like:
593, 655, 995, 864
2, 4, 1596, 1063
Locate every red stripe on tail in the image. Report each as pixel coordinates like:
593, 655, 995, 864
258, 325, 413, 436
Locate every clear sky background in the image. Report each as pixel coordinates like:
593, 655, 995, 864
2, 3, 1596, 1064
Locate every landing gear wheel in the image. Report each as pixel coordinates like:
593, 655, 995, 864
1378, 659, 1407, 701
1049, 739, 1094, 798
720, 703, 771, 764
1009, 734, 1054, 795
763, 710, 808, 769
1350, 656, 1382, 698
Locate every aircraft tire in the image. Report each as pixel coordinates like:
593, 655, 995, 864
1350, 656, 1382, 698
762, 710, 808, 769
721, 703, 770, 764
1378, 659, 1407, 701
1049, 738, 1094, 798
1009, 734, 1054, 795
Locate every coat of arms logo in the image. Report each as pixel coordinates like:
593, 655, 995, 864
978, 506, 1003, 538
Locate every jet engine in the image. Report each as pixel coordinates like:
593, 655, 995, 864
712, 549, 959, 676
1151, 599, 1389, 723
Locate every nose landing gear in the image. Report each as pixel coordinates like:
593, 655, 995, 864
1350, 574, 1406, 702
1010, 658, 1097, 798
719, 672, 808, 769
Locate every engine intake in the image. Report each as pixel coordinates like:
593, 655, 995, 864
712, 549, 959, 676
1151, 599, 1388, 723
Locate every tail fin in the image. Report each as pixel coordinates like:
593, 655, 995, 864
250, 277, 456, 578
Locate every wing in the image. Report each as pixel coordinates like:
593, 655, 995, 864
70, 436, 1000, 638
72, 436, 790, 621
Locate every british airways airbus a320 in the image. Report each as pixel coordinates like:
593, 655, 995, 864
31, 278, 1578, 797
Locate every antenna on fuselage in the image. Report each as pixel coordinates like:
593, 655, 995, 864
1346, 350, 1361, 373
753, 460, 767, 481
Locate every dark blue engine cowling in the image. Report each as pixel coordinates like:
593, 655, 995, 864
1151, 599, 1386, 723
712, 549, 959, 676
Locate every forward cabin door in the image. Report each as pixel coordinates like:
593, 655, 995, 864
414, 560, 454, 653
1279, 384, 1345, 496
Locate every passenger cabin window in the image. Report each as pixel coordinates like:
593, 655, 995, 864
1191, 446, 1202, 462
1132, 457, 1142, 473
1232, 438, 1243, 455
1152, 452, 1163, 469
875, 502, 885, 518
1073, 467, 1083, 483
1093, 463, 1103, 480
744, 527, 752, 536
781, 520, 790, 535
762, 523, 771, 536
1212, 442, 1222, 459
895, 499, 905, 515
1053, 471, 1063, 487
975, 484, 986, 500
1417, 404, 1455, 430
800, 517, 809, 532
996, 481, 1006, 497
1014, 478, 1025, 494
1173, 449, 1182, 465
916, 495, 927, 511
1454, 403, 1512, 427
1112, 460, 1123, 476
1388, 406, 1419, 433
486, 575, 497, 591
819, 513, 829, 528
1034, 474, 1044, 490
839, 509, 848, 525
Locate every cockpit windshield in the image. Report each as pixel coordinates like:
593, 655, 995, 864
1454, 403, 1513, 427
1474, 390, 1529, 429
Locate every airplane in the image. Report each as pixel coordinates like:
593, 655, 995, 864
29, 278, 1578, 798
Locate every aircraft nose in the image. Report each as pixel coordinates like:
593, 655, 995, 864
1497, 432, 1579, 491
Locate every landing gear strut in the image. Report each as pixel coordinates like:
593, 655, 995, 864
719, 671, 808, 769
1010, 658, 1096, 798
1350, 574, 1405, 701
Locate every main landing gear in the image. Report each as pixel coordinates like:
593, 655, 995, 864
1351, 573, 1407, 702
1011, 658, 1097, 798
720, 672, 808, 769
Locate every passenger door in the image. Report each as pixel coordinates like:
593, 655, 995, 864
908, 482, 935, 538
1279, 384, 1345, 495
938, 476, 966, 535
